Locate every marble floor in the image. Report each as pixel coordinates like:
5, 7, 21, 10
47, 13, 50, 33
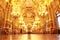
0, 34, 60, 40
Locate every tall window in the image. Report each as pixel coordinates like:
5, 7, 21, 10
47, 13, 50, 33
57, 12, 60, 28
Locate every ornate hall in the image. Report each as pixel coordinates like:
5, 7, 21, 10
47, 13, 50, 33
0, 0, 60, 34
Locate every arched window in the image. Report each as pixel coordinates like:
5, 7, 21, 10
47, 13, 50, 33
56, 12, 60, 29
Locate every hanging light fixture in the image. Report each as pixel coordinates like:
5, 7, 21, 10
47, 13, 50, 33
11, 0, 21, 17
38, 0, 53, 16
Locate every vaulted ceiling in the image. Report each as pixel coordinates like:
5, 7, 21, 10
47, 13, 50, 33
0, 0, 60, 29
